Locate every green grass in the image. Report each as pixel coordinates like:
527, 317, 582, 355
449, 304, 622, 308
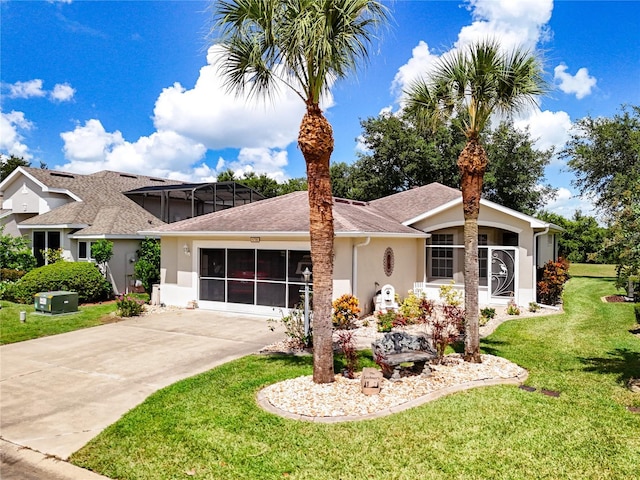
569, 263, 618, 278
71, 276, 640, 480
0, 300, 118, 344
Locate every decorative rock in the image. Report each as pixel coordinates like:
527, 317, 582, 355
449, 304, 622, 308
259, 354, 527, 419
628, 378, 640, 393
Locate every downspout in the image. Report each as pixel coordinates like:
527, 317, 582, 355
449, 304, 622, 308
532, 225, 550, 303
352, 237, 371, 297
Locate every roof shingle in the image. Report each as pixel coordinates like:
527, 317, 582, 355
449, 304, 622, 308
14, 168, 182, 236
147, 190, 430, 237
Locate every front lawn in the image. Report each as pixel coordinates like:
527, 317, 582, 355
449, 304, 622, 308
0, 300, 118, 345
568, 262, 618, 278
71, 275, 640, 480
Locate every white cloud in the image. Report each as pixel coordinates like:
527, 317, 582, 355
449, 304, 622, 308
514, 108, 573, 156
393, 0, 554, 105
55, 44, 312, 181
459, 0, 553, 51
553, 64, 597, 99
390, 41, 441, 102
152, 45, 306, 151
50, 83, 76, 102
60, 119, 124, 164
543, 186, 599, 218
8, 79, 46, 99
0, 110, 33, 160
4, 79, 76, 103
218, 147, 290, 182
192, 162, 218, 182
58, 119, 206, 178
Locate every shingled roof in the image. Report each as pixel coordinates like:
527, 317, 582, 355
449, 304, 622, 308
14, 168, 184, 237
143, 187, 459, 237
368, 183, 462, 224
145, 190, 421, 236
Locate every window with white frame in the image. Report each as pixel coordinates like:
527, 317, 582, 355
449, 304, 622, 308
78, 241, 96, 261
33, 231, 61, 266
430, 234, 454, 278
478, 234, 488, 282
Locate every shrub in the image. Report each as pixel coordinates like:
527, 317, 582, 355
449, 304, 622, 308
430, 304, 465, 361
537, 258, 570, 305
268, 305, 311, 348
91, 239, 114, 267
399, 290, 423, 324
335, 330, 358, 378
506, 300, 521, 316
134, 238, 160, 293
116, 294, 145, 317
0, 268, 26, 282
332, 294, 360, 330
439, 282, 463, 307
479, 307, 496, 326
42, 248, 64, 264
0, 226, 37, 272
9, 262, 112, 304
376, 310, 397, 332
529, 302, 541, 312
480, 307, 496, 319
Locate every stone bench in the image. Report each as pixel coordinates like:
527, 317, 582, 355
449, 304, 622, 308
372, 331, 437, 381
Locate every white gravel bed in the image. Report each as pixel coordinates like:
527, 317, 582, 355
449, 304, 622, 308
260, 354, 527, 418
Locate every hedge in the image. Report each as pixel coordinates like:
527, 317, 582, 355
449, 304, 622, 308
5, 262, 112, 304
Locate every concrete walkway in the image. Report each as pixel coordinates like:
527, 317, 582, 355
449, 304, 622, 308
0, 310, 283, 465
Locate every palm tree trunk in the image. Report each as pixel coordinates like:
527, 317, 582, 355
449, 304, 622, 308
457, 136, 487, 363
299, 103, 335, 383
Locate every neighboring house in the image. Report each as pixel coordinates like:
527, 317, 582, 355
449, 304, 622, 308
0, 167, 264, 294
142, 183, 562, 316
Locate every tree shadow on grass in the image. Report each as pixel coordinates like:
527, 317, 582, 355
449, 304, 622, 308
479, 338, 511, 357
260, 352, 313, 367
579, 348, 640, 385
260, 349, 377, 373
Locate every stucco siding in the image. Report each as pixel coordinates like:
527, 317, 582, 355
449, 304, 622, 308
108, 240, 143, 294
354, 237, 422, 313
2, 177, 42, 214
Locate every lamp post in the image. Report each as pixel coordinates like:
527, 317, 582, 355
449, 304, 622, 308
302, 267, 311, 344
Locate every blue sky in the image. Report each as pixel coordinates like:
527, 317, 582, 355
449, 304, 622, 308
2, 0, 639, 218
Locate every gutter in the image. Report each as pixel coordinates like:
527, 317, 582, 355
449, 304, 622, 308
532, 225, 550, 302
352, 237, 371, 296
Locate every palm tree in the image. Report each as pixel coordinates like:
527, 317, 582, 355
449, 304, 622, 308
212, 0, 388, 383
405, 39, 547, 362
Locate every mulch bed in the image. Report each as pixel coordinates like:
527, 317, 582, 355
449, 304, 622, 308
603, 295, 627, 303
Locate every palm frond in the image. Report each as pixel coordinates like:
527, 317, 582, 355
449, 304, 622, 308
212, 0, 389, 106
404, 38, 548, 139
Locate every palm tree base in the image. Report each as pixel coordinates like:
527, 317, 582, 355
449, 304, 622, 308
463, 352, 482, 363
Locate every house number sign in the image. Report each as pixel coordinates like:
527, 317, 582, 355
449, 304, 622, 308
383, 247, 394, 276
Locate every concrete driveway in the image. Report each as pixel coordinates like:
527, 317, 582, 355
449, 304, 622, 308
0, 309, 284, 461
